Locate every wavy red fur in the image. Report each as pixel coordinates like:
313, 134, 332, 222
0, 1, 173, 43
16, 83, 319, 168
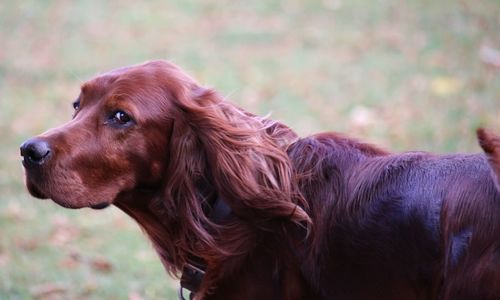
21, 61, 500, 299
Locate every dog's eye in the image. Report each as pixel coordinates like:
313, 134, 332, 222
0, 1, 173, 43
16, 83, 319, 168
72, 100, 81, 119
111, 111, 132, 125
72, 100, 80, 111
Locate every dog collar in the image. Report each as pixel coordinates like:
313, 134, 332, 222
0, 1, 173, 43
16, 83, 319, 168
179, 194, 232, 300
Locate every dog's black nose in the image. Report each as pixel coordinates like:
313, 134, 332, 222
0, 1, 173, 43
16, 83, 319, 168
20, 138, 52, 167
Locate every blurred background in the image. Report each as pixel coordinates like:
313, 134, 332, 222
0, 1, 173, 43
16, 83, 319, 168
1, 0, 499, 299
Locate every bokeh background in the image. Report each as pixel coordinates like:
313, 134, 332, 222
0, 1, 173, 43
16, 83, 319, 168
1, 0, 499, 299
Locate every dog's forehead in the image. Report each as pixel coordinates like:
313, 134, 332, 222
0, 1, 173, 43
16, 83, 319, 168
80, 74, 117, 99
77, 67, 169, 118
77, 61, 198, 114
81, 61, 194, 95
79, 66, 141, 103
83, 64, 157, 93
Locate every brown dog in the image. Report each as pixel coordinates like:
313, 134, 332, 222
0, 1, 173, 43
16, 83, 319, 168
21, 61, 500, 299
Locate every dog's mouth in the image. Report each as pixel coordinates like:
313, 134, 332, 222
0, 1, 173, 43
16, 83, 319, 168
25, 174, 111, 210
25, 179, 49, 199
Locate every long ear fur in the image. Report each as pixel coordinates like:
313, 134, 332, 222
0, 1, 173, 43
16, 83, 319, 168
179, 89, 309, 223
180, 88, 310, 223
150, 62, 311, 272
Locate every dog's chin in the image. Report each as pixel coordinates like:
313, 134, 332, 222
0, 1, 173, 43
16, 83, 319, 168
46, 194, 111, 210
51, 199, 110, 210
51, 196, 112, 210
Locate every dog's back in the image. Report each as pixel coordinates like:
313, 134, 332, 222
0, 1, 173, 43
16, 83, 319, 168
289, 132, 500, 299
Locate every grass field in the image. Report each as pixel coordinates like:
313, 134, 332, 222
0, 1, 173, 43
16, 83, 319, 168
1, 0, 499, 299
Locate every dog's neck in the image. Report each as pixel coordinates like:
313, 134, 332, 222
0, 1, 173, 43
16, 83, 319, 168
113, 186, 312, 299
113, 189, 176, 269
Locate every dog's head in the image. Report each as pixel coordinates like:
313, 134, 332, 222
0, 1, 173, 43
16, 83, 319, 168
20, 61, 192, 209
20, 60, 310, 227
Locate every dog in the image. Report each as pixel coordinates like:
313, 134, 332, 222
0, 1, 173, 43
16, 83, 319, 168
21, 60, 500, 299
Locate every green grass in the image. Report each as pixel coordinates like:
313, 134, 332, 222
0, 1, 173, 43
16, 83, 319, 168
1, 0, 499, 299
0, 197, 177, 299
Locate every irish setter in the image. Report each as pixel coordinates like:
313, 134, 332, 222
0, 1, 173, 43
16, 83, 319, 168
21, 61, 500, 300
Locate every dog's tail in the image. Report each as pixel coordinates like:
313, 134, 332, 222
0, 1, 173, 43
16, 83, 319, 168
477, 128, 500, 190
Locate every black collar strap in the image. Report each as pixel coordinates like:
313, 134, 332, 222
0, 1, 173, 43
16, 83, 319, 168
179, 195, 232, 300
179, 263, 205, 300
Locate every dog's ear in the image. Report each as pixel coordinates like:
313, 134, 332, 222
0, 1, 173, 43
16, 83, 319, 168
146, 62, 311, 270
166, 85, 311, 226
